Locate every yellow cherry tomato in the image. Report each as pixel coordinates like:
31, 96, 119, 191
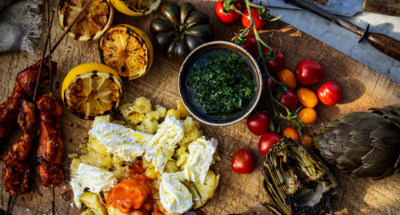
298, 108, 317, 124
297, 87, 318, 108
278, 69, 297, 90
282, 127, 300, 142
301, 135, 314, 150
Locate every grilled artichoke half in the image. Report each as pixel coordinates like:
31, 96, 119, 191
263, 137, 337, 215
313, 107, 400, 179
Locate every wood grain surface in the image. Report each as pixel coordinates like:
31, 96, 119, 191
0, 0, 399, 215
363, 0, 400, 16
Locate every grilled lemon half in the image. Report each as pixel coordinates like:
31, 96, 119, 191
110, 0, 160, 16
58, 0, 114, 42
99, 24, 153, 81
62, 63, 123, 120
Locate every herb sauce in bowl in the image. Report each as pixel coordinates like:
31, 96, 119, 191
185, 49, 256, 121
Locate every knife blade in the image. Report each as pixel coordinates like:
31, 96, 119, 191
263, 0, 399, 17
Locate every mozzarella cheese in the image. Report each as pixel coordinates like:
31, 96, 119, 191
89, 121, 153, 161
144, 116, 184, 173
159, 173, 193, 214
183, 137, 218, 184
70, 163, 117, 208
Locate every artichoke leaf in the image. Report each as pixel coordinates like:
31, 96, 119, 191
349, 116, 388, 148
370, 123, 400, 150
342, 140, 371, 165
339, 112, 376, 125
335, 155, 359, 172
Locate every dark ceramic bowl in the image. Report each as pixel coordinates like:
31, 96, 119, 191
178, 41, 263, 126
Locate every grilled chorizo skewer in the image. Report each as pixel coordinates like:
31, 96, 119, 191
36, 94, 64, 187
0, 60, 56, 143
3, 100, 36, 195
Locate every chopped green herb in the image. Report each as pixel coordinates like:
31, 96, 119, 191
186, 50, 256, 117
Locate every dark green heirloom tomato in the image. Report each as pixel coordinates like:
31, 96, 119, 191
149, 2, 214, 63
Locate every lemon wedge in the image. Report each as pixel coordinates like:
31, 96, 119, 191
62, 63, 123, 119
110, 0, 160, 16
58, 0, 114, 42
99, 24, 153, 81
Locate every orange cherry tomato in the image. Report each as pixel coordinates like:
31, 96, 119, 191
278, 69, 296, 90
301, 135, 314, 150
298, 108, 317, 124
282, 127, 300, 142
297, 87, 318, 108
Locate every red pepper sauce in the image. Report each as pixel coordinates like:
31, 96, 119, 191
106, 161, 164, 215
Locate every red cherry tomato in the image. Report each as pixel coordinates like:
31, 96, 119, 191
263, 47, 286, 74
278, 89, 298, 114
215, 0, 242, 24
231, 148, 256, 174
246, 112, 270, 136
295, 59, 325, 86
259, 132, 282, 155
234, 33, 257, 56
242, 8, 267, 30
317, 81, 342, 106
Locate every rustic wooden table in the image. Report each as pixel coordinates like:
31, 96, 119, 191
0, 0, 399, 214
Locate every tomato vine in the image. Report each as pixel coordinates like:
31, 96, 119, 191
224, 0, 304, 135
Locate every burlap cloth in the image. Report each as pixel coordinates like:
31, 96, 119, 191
0, 0, 44, 54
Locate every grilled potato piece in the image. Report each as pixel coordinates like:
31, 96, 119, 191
184, 170, 220, 209
177, 99, 191, 118
166, 109, 180, 120
88, 138, 108, 155
136, 118, 158, 134
80, 149, 113, 170
70, 158, 82, 177
181, 128, 203, 145
165, 160, 179, 173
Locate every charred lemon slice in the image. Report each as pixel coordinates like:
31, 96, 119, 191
62, 63, 123, 119
110, 0, 160, 16
58, 0, 114, 42
99, 24, 153, 80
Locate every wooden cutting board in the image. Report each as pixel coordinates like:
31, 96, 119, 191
0, 0, 399, 214
363, 0, 400, 16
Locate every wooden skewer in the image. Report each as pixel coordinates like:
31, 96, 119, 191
46, 1, 53, 94
45, 2, 57, 215
5, 194, 14, 215
50, 0, 94, 54
32, 11, 54, 102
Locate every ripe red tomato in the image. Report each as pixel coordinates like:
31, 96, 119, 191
318, 81, 342, 106
215, 0, 242, 24
234, 33, 257, 56
278, 89, 298, 114
295, 59, 325, 86
246, 112, 270, 136
231, 148, 256, 174
263, 47, 286, 74
259, 132, 282, 155
242, 8, 267, 30
282, 127, 300, 142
